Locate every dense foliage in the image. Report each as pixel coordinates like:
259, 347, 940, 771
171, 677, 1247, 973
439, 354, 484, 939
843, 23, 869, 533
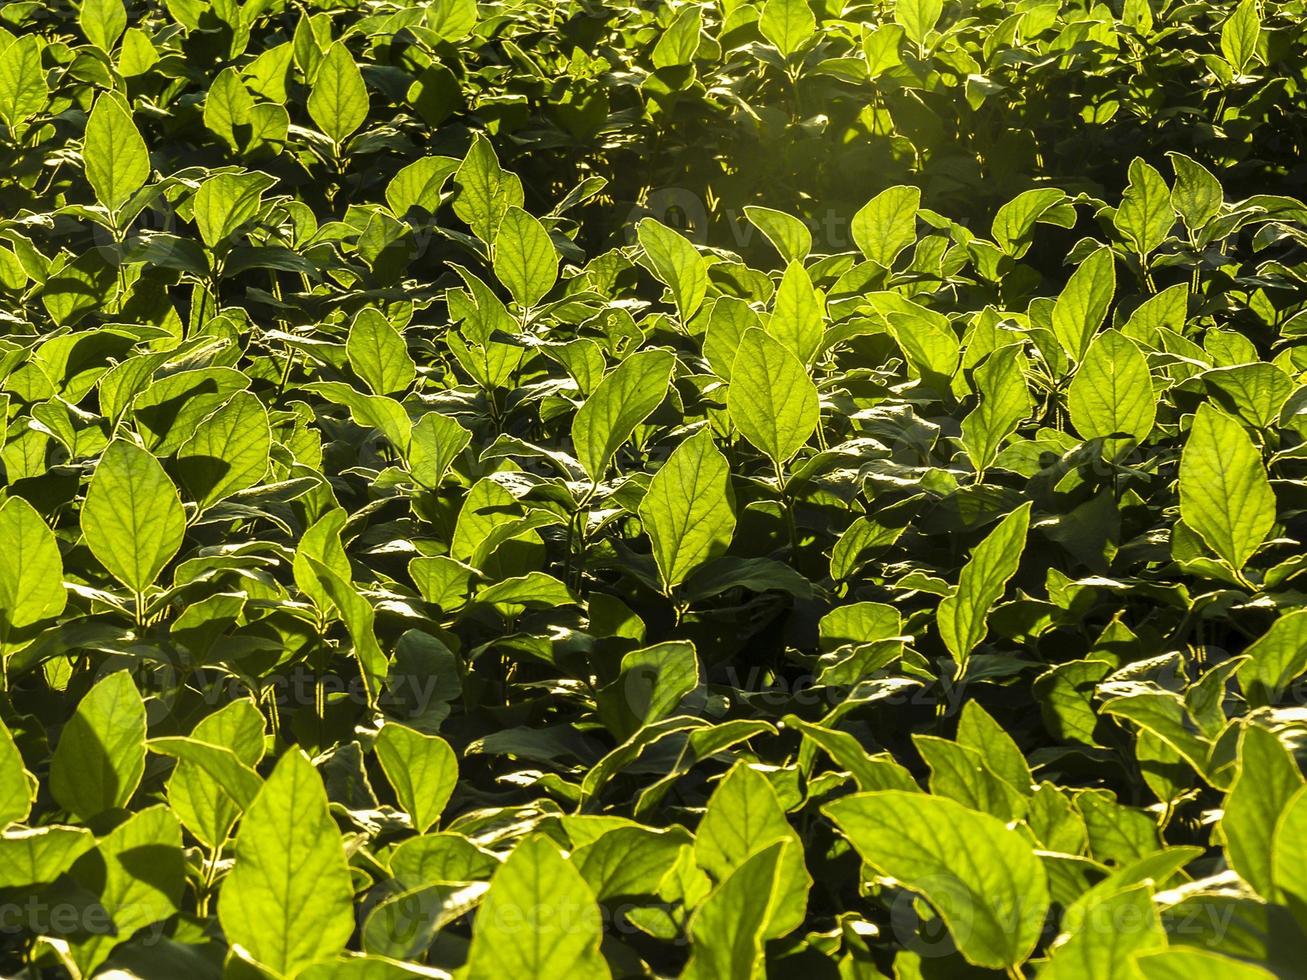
2, 0, 1307, 977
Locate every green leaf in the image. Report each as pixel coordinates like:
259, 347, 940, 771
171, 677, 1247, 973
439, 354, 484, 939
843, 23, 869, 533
572, 348, 675, 482
493, 206, 558, 310
743, 206, 811, 264
937, 502, 1031, 663
1221, 725, 1303, 898
1220, 0, 1261, 72
0, 35, 48, 134
759, 0, 816, 58
823, 790, 1049, 970
149, 737, 263, 810
0, 495, 65, 638
192, 171, 270, 249
175, 390, 271, 510
682, 840, 788, 980
1135, 949, 1277, 980
306, 556, 388, 704
81, 440, 186, 595
453, 134, 523, 242
79, 0, 126, 51
83, 94, 150, 213
1114, 158, 1174, 257
347, 308, 416, 396
1040, 882, 1165, 979
895, 0, 945, 44
1178, 403, 1275, 571
407, 411, 471, 489
769, 260, 824, 364
850, 185, 920, 267
695, 761, 810, 937
596, 641, 700, 740
67, 805, 183, 975
728, 327, 819, 468
1051, 246, 1115, 362
652, 4, 702, 68
463, 835, 610, 980
639, 428, 736, 592
50, 670, 146, 821
1238, 609, 1307, 706
0, 717, 33, 825
374, 723, 457, 834
1068, 329, 1155, 459
961, 343, 1031, 474
637, 218, 708, 325
218, 751, 356, 977
308, 41, 369, 145
165, 699, 266, 849
1168, 152, 1223, 231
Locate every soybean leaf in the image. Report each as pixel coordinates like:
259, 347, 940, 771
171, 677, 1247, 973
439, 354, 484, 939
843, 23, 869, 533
374, 723, 458, 834
850, 185, 920, 268
0, 495, 65, 641
347, 308, 416, 396
218, 751, 356, 977
824, 790, 1049, 970
175, 390, 271, 510
1051, 247, 1115, 362
572, 348, 676, 482
463, 835, 609, 979
1068, 329, 1155, 459
937, 502, 1032, 664
637, 218, 708, 325
81, 440, 186, 595
728, 328, 819, 468
83, 94, 150, 214
493, 206, 558, 310
308, 41, 369, 146
50, 670, 146, 821
639, 428, 736, 593
1178, 403, 1275, 571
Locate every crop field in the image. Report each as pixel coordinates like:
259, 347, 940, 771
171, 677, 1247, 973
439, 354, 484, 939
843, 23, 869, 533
2, 0, 1307, 976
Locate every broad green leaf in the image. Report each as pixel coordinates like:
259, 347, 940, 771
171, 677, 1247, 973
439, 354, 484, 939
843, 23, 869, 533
991, 188, 1069, 256
1220, 0, 1261, 72
695, 761, 810, 937
68, 805, 183, 975
407, 411, 471, 489
83, 94, 150, 213
202, 67, 254, 152
956, 701, 1033, 796
1168, 152, 1223, 231
1221, 725, 1302, 898
728, 327, 819, 467
961, 343, 1030, 474
937, 502, 1031, 663
682, 840, 788, 980
362, 880, 489, 960
573, 825, 690, 900
0, 495, 65, 637
824, 790, 1049, 970
50, 670, 146, 821
79, 0, 126, 51
652, 4, 702, 68
0, 826, 95, 889
149, 737, 262, 810
81, 440, 186, 594
386, 155, 459, 219
453, 134, 523, 242
347, 308, 416, 395
850, 185, 920, 267
1135, 949, 1277, 980
1204, 362, 1293, 430
1239, 609, 1307, 705
308, 41, 369, 145
166, 699, 266, 849
744, 206, 811, 263
639, 428, 736, 592
1040, 882, 1165, 979
1178, 403, 1275, 570
1271, 787, 1307, 924
572, 348, 675, 482
895, 0, 945, 44
463, 835, 610, 980
193, 171, 271, 249
493, 206, 558, 310
374, 723, 457, 834
175, 390, 271, 510
0, 717, 33, 825
1115, 158, 1174, 257
769, 260, 824, 364
759, 0, 816, 58
637, 218, 708, 324
1051, 246, 1115, 362
1068, 329, 1155, 458
218, 751, 355, 977
597, 641, 700, 740
0, 35, 47, 133
306, 556, 387, 704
